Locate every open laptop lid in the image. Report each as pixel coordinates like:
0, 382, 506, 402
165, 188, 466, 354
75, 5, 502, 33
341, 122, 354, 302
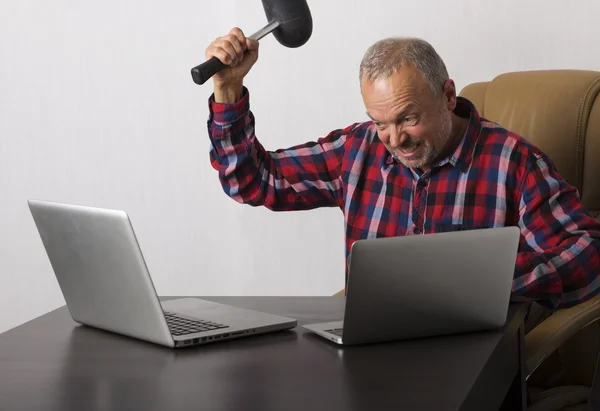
340, 226, 520, 345
28, 199, 174, 347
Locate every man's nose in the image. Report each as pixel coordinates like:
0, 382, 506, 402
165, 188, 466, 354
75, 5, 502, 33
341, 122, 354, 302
389, 127, 409, 148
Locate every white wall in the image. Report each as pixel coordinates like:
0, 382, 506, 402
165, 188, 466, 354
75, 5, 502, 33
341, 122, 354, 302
1, 0, 598, 334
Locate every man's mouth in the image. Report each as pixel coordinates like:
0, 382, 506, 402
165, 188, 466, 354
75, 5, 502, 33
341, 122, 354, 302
398, 143, 421, 157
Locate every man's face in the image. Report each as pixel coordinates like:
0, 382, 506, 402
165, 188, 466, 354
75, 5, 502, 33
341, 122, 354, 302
361, 66, 456, 171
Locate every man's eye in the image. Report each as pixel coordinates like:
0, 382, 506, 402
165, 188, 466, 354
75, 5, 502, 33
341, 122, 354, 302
403, 116, 417, 124
375, 122, 385, 129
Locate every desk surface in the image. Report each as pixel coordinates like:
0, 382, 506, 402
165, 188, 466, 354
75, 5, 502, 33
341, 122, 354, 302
0, 297, 528, 411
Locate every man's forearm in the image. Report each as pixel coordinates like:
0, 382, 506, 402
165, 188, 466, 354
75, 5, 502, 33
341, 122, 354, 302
214, 83, 244, 104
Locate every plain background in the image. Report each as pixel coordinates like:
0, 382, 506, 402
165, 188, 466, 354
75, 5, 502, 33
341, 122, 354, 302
1, 0, 599, 334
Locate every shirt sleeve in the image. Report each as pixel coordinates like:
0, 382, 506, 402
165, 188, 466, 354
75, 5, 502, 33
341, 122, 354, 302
514, 153, 600, 309
207, 87, 349, 211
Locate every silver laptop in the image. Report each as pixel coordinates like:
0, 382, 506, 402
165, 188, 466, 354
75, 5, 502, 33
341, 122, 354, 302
303, 226, 520, 345
28, 199, 297, 348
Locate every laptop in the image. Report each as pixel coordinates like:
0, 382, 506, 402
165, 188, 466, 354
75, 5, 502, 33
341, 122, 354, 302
28, 199, 297, 348
303, 226, 520, 345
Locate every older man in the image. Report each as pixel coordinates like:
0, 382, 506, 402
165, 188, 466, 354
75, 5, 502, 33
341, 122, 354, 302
205, 28, 600, 311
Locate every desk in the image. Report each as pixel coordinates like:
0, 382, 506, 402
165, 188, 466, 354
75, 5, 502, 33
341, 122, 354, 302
0, 297, 528, 411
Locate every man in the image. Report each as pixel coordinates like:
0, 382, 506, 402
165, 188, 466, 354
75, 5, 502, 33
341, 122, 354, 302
205, 27, 600, 311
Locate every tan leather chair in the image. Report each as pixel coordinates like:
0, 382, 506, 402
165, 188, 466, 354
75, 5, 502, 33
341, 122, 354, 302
334, 70, 600, 410
459, 70, 600, 411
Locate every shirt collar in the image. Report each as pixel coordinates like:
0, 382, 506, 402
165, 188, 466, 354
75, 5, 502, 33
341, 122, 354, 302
384, 96, 481, 173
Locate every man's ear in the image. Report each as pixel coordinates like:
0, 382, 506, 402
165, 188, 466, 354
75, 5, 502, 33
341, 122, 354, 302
442, 79, 457, 111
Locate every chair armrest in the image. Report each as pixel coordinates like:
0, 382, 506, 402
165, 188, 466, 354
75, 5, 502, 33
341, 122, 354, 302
525, 293, 600, 377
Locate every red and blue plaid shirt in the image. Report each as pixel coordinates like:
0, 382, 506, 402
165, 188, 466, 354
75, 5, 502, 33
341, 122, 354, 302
208, 88, 600, 309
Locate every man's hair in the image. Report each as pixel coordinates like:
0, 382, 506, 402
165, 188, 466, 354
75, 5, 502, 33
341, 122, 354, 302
359, 37, 449, 95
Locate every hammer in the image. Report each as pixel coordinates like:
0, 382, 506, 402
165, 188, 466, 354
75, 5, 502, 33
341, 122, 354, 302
191, 0, 313, 85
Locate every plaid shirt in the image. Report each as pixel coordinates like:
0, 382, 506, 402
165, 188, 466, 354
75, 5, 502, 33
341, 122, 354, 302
208, 88, 600, 309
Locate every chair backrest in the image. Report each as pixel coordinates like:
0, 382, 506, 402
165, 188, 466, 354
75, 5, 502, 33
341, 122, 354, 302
459, 70, 600, 220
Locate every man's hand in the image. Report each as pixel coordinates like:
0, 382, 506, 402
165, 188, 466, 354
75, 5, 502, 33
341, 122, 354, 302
205, 27, 259, 103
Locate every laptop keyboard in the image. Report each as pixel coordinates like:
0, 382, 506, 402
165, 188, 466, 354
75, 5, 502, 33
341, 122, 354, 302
325, 328, 343, 337
164, 312, 229, 336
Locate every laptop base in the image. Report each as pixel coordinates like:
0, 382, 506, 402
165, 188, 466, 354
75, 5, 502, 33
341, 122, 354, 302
302, 321, 344, 345
163, 298, 297, 348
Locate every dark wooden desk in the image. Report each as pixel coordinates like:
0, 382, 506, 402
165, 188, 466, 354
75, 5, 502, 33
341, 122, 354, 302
0, 297, 528, 411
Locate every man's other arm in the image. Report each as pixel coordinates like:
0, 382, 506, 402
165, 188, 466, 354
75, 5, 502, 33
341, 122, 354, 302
514, 154, 600, 309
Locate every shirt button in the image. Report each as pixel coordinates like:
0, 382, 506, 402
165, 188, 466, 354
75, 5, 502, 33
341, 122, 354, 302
414, 228, 422, 234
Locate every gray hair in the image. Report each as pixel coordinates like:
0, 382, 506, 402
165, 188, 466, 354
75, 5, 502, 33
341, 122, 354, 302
359, 37, 449, 95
